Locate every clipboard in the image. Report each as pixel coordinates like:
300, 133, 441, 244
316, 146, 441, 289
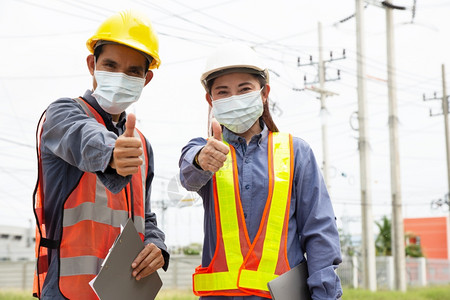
267, 260, 311, 300
91, 219, 162, 300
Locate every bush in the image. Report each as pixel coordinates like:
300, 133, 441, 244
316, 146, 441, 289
182, 243, 202, 256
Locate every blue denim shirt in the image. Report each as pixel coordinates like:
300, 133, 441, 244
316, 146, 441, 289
179, 122, 342, 300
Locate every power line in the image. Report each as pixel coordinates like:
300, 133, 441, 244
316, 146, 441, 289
15, 0, 101, 22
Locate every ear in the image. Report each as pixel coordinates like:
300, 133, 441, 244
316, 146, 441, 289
262, 84, 271, 104
144, 70, 154, 86
205, 93, 213, 107
87, 54, 95, 76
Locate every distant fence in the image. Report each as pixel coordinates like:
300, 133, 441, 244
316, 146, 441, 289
336, 256, 450, 289
1, 255, 449, 291
0, 260, 34, 290
0, 255, 201, 292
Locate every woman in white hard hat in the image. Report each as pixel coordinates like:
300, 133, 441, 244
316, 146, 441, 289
179, 42, 343, 299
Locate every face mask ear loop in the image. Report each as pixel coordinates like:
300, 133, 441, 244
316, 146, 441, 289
93, 58, 98, 93
208, 104, 215, 137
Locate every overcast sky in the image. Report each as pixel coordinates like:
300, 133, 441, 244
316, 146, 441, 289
1, 0, 450, 247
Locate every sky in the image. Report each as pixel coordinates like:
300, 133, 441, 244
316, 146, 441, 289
1, 0, 450, 248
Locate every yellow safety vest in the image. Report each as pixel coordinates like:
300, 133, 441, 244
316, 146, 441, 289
193, 132, 294, 298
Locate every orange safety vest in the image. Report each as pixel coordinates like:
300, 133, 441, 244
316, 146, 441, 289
33, 98, 148, 299
193, 132, 294, 299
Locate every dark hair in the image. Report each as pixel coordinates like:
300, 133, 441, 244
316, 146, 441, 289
255, 75, 279, 132
207, 73, 279, 132
94, 45, 150, 71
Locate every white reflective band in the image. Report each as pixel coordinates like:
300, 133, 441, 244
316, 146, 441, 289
60, 256, 103, 276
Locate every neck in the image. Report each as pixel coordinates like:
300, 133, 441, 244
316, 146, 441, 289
237, 120, 262, 145
111, 114, 120, 122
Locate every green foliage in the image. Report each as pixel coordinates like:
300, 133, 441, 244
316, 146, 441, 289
375, 215, 392, 256
375, 215, 425, 257
182, 243, 202, 256
405, 244, 424, 257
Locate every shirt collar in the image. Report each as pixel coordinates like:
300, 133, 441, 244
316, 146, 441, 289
222, 118, 269, 146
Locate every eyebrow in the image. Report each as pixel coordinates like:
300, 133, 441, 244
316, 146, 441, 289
102, 58, 117, 66
213, 81, 255, 90
128, 65, 146, 74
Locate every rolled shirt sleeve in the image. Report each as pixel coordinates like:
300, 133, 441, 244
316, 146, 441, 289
179, 137, 213, 191
294, 139, 342, 299
42, 98, 118, 173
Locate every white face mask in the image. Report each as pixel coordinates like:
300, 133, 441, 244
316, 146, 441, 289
92, 70, 145, 115
212, 89, 264, 134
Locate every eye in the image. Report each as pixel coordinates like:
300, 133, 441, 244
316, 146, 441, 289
239, 87, 253, 94
103, 62, 116, 70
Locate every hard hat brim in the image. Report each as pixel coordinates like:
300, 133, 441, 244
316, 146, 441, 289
201, 66, 269, 92
86, 37, 161, 70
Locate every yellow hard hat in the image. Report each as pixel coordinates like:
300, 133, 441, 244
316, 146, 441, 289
86, 10, 161, 69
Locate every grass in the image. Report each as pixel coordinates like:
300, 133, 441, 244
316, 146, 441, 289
343, 285, 450, 300
0, 289, 198, 300
1, 286, 450, 299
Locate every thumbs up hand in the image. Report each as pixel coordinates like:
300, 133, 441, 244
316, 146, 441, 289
211, 119, 223, 142
109, 113, 143, 177
123, 112, 136, 137
196, 119, 229, 173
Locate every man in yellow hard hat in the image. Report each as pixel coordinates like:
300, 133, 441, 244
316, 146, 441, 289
32, 10, 169, 299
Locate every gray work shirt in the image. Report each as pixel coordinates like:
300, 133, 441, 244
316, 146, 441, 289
37, 90, 168, 299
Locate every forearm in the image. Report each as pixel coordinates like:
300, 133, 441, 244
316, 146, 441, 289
179, 139, 213, 191
144, 211, 169, 271
42, 98, 117, 173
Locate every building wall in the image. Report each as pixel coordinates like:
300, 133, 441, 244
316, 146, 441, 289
404, 216, 449, 259
0, 225, 35, 261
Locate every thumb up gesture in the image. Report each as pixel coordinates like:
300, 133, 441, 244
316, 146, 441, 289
196, 119, 229, 173
109, 113, 143, 177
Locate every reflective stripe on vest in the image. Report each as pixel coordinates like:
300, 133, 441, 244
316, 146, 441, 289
33, 98, 148, 299
193, 132, 293, 298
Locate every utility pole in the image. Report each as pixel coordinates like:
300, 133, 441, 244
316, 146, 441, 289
297, 22, 344, 190
318, 22, 330, 188
423, 65, 450, 217
441, 64, 450, 219
355, 0, 376, 291
385, 0, 406, 292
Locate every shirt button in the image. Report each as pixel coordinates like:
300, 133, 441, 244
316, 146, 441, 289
245, 158, 250, 163
245, 185, 250, 190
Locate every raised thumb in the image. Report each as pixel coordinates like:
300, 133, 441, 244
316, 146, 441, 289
211, 119, 222, 141
124, 113, 136, 137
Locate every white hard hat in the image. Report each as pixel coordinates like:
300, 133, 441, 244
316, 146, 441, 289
200, 42, 269, 92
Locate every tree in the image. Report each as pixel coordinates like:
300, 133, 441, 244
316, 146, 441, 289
375, 215, 424, 257
405, 232, 424, 258
375, 215, 392, 256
